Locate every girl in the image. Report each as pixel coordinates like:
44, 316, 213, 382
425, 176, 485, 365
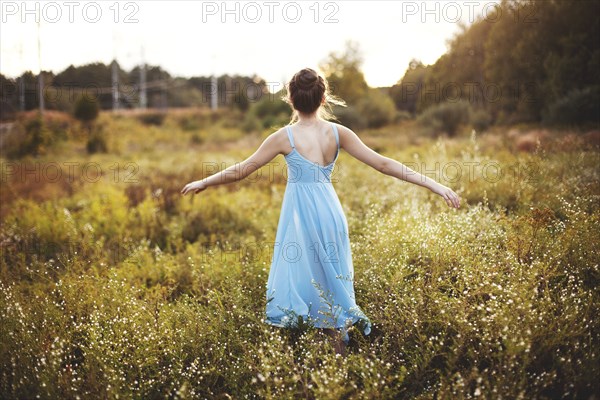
181, 68, 461, 355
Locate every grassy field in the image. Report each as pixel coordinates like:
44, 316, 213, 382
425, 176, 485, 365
0, 109, 599, 399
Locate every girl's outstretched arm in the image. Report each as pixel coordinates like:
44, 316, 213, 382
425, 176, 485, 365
181, 129, 286, 195
337, 124, 461, 209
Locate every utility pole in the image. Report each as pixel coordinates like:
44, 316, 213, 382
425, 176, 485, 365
211, 53, 217, 110
112, 60, 119, 112
37, 20, 44, 114
139, 45, 147, 109
111, 30, 119, 112
18, 42, 24, 111
19, 75, 25, 112
162, 71, 168, 110
211, 75, 217, 110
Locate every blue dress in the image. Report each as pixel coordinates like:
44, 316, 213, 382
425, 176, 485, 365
264, 122, 372, 343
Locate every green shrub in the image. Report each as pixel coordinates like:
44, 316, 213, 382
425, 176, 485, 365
73, 94, 99, 124
331, 104, 367, 131
1, 112, 74, 158
181, 199, 260, 244
470, 108, 493, 132
394, 110, 413, 123
190, 132, 203, 144
417, 101, 471, 136
174, 112, 211, 132
356, 89, 397, 128
86, 125, 108, 154
244, 92, 290, 130
241, 113, 262, 133
542, 85, 600, 126
137, 111, 166, 126
25, 114, 53, 156
178, 114, 203, 131
14, 114, 53, 157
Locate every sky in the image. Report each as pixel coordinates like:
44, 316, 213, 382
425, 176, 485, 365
0, 0, 500, 88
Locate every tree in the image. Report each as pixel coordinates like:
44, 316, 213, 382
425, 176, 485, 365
54, 62, 115, 110
419, 18, 492, 114
397, 0, 600, 126
389, 59, 429, 116
319, 40, 369, 105
484, 0, 600, 123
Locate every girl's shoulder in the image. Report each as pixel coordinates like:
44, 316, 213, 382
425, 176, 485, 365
270, 126, 293, 147
329, 121, 353, 137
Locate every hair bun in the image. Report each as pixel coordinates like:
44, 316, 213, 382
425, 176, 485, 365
284, 67, 344, 117
296, 69, 318, 90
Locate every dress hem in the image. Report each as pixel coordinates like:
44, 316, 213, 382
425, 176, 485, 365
264, 315, 372, 344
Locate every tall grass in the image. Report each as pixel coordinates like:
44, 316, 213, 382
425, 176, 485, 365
0, 110, 598, 398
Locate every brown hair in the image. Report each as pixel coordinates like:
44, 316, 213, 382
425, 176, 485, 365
282, 68, 346, 124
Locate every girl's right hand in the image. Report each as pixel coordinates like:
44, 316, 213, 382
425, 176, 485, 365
181, 180, 207, 196
431, 183, 461, 209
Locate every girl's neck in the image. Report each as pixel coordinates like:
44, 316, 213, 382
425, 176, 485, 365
297, 113, 321, 126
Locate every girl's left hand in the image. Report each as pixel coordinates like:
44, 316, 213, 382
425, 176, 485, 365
181, 180, 207, 195
431, 183, 461, 209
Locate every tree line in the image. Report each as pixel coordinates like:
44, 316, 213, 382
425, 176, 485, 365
389, 0, 600, 126
0, 62, 270, 119
1, 0, 598, 128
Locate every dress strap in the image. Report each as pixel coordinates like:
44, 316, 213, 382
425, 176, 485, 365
285, 125, 295, 148
331, 122, 340, 149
